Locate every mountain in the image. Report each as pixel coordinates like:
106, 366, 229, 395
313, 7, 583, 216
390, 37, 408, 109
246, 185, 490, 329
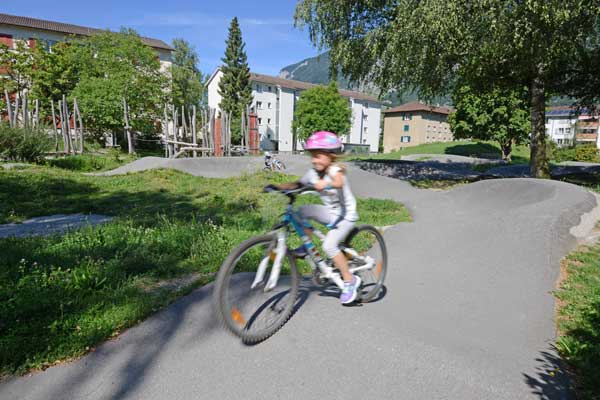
279, 52, 574, 108
278, 52, 450, 107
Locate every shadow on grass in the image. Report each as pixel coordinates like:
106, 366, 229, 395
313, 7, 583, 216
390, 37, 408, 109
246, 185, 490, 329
31, 281, 220, 400
445, 142, 529, 164
0, 172, 266, 229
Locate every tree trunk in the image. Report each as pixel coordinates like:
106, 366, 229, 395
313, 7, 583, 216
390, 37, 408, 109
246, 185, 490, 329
500, 140, 512, 162
529, 72, 550, 178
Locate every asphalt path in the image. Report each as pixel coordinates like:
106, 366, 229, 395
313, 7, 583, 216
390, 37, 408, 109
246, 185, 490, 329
2, 155, 599, 399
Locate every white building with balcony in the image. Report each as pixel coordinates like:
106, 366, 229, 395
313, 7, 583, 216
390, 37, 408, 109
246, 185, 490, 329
545, 106, 600, 148
0, 13, 173, 71
207, 68, 382, 152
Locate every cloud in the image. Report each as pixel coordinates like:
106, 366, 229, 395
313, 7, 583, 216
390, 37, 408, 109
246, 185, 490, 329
130, 13, 221, 27
240, 18, 292, 26
131, 13, 292, 28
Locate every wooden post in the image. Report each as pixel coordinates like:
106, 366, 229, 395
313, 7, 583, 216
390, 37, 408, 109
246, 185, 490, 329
172, 105, 179, 154
181, 105, 187, 138
163, 104, 170, 157
4, 90, 13, 128
249, 111, 258, 155
192, 105, 197, 158
74, 98, 84, 154
227, 112, 232, 156
205, 108, 212, 155
72, 100, 79, 153
58, 100, 67, 152
13, 94, 19, 128
64, 96, 74, 155
51, 100, 59, 152
214, 115, 222, 157
123, 97, 134, 154
22, 93, 28, 128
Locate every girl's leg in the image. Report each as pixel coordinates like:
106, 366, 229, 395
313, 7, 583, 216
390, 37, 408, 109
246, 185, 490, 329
322, 220, 356, 282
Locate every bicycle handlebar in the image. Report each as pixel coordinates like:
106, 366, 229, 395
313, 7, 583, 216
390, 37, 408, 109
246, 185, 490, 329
263, 184, 316, 203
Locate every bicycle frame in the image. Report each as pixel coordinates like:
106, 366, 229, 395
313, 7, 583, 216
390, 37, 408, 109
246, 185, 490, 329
253, 196, 376, 292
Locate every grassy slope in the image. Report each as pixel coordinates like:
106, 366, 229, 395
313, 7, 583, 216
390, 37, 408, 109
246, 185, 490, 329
349, 140, 531, 164
0, 166, 410, 375
555, 240, 600, 400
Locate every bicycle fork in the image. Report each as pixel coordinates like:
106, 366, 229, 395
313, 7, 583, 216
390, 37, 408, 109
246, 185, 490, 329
251, 231, 287, 291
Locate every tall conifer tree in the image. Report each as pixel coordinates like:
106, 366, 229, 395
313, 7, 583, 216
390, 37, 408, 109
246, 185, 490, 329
218, 17, 252, 143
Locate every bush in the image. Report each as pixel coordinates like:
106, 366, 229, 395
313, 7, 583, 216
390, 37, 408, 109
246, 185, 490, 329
553, 144, 600, 163
0, 125, 52, 163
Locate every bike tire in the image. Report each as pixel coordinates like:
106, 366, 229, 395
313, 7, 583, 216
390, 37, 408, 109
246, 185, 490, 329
213, 233, 300, 343
343, 225, 388, 302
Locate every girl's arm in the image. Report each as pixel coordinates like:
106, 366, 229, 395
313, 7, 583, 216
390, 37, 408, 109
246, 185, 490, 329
314, 171, 344, 191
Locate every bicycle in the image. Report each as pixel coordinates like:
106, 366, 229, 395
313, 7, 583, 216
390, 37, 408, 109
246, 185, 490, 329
213, 185, 388, 343
263, 156, 286, 171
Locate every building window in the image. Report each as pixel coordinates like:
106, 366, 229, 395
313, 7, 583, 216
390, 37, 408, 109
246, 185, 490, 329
404, 124, 410, 132
258, 117, 262, 125
363, 126, 368, 134
256, 101, 262, 109
267, 118, 271, 124
268, 86, 272, 92
401, 136, 411, 143
565, 127, 571, 134
557, 139, 563, 145
558, 128, 564, 134
267, 102, 271, 109
402, 114, 412, 121
363, 113, 368, 121
0, 34, 13, 48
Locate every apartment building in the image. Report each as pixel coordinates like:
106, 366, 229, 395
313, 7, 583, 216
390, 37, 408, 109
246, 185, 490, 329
0, 13, 172, 71
546, 106, 600, 148
207, 68, 382, 152
382, 101, 453, 152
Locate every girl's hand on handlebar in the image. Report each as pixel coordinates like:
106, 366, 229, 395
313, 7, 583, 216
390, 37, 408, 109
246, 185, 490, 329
313, 180, 327, 191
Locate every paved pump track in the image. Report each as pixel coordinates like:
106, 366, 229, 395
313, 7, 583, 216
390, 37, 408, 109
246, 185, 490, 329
2, 155, 599, 400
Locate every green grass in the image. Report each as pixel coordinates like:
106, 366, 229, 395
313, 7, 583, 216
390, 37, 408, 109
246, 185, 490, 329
0, 166, 411, 375
408, 179, 472, 190
349, 140, 531, 164
555, 241, 600, 399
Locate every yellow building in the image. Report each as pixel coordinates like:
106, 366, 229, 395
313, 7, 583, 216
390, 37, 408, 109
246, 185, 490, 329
383, 101, 453, 152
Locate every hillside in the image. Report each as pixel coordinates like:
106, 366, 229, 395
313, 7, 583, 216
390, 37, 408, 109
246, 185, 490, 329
279, 52, 574, 107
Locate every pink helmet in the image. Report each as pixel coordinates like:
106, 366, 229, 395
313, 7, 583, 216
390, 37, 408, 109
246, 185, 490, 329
303, 131, 343, 153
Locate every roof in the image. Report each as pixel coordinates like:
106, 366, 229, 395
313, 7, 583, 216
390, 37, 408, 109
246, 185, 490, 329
250, 72, 380, 103
383, 101, 452, 115
0, 13, 173, 51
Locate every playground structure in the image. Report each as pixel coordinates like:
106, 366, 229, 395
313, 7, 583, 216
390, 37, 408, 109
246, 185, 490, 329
3, 90, 261, 159
162, 105, 259, 158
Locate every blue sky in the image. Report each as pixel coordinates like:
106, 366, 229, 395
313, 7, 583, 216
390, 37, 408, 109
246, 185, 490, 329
2, 1, 321, 76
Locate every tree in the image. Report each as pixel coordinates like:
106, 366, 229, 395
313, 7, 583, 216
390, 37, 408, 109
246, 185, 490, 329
218, 17, 252, 143
171, 38, 204, 109
0, 41, 34, 96
70, 29, 166, 147
292, 81, 351, 141
448, 86, 530, 161
29, 42, 79, 105
295, 0, 600, 178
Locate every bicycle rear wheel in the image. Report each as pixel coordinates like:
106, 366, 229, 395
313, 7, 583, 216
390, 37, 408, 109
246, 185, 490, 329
213, 233, 299, 343
343, 225, 387, 302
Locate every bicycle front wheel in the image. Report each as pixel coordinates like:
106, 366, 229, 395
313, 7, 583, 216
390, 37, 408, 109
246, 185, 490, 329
213, 233, 300, 343
343, 225, 387, 302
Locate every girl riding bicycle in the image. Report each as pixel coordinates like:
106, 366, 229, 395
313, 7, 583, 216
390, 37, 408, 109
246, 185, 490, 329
267, 131, 361, 304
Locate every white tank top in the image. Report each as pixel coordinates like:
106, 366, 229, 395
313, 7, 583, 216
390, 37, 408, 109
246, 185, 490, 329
300, 164, 359, 222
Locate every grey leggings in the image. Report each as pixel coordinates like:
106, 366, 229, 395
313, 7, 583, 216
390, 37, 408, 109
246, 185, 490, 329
298, 205, 356, 258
